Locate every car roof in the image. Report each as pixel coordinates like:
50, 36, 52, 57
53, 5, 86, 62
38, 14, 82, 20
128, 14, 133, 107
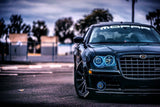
91, 22, 151, 27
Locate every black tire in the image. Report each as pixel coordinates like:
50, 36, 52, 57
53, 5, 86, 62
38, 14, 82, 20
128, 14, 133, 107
74, 62, 90, 98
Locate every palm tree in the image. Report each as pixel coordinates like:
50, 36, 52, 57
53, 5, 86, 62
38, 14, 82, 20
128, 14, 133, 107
146, 9, 160, 32
146, 12, 156, 26
154, 9, 160, 31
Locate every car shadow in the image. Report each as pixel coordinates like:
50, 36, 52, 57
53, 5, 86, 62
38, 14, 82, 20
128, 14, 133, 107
87, 94, 160, 104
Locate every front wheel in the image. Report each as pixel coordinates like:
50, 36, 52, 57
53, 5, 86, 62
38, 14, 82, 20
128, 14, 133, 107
74, 63, 90, 98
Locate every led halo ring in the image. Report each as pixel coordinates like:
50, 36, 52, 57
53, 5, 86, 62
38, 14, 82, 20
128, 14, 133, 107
97, 81, 106, 90
104, 55, 116, 66
93, 56, 103, 67
93, 55, 116, 67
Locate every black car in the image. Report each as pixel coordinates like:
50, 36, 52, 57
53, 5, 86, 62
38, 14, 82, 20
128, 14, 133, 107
73, 22, 160, 98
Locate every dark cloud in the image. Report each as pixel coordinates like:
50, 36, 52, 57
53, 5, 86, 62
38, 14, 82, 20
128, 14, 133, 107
0, 0, 160, 35
0, 0, 12, 4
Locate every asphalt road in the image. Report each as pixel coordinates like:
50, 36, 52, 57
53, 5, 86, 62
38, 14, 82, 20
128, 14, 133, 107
0, 63, 160, 107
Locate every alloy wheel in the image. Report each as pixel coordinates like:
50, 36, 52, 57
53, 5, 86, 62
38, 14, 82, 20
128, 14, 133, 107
74, 64, 89, 98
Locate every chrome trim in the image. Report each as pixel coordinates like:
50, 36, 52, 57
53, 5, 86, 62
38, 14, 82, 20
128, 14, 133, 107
90, 69, 120, 74
120, 55, 160, 58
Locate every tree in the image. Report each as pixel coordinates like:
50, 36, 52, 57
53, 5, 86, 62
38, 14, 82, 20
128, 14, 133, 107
23, 24, 31, 33
54, 17, 75, 43
75, 8, 113, 35
146, 12, 156, 26
146, 9, 160, 32
126, 0, 137, 23
32, 20, 48, 42
0, 18, 7, 37
8, 14, 31, 33
154, 9, 160, 32
0, 18, 9, 62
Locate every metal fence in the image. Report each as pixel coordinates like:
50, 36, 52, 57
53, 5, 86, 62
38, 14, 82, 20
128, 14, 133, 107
0, 42, 73, 63
0, 42, 57, 62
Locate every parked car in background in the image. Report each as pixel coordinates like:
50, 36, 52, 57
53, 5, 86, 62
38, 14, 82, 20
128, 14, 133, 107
73, 22, 160, 98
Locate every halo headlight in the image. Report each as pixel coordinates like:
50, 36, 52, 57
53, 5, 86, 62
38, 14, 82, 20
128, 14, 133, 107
93, 56, 103, 67
104, 55, 116, 66
93, 55, 116, 67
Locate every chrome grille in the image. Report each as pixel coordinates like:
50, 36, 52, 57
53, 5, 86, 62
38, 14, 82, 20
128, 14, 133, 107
120, 55, 160, 79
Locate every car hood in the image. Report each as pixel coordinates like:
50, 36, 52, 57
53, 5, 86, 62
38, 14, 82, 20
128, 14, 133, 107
89, 44, 160, 55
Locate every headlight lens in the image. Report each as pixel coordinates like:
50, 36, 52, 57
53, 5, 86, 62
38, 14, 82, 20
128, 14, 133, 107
93, 55, 116, 67
104, 55, 116, 66
93, 56, 103, 67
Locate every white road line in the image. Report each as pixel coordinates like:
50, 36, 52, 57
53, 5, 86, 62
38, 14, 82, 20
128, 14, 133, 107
2, 66, 18, 70
68, 65, 74, 67
29, 65, 42, 69
50, 65, 62, 68
27, 72, 53, 74
1, 64, 73, 70
16, 71, 53, 74
0, 74, 18, 76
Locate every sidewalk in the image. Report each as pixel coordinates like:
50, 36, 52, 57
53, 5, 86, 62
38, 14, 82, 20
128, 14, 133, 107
1, 54, 74, 63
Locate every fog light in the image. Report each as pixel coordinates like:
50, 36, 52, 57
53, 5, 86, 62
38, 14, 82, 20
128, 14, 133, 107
97, 81, 106, 90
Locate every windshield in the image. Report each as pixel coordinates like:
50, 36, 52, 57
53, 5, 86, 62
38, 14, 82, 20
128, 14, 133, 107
89, 25, 160, 43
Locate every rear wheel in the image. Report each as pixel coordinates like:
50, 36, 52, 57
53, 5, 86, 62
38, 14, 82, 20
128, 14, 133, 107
74, 63, 90, 98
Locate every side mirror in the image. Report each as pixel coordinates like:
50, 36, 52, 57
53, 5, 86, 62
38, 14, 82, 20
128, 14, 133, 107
74, 36, 84, 43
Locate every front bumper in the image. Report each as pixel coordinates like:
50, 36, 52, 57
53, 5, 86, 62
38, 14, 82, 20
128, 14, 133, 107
86, 69, 160, 95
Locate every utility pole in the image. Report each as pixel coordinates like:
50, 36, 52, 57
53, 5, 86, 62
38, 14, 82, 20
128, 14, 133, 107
132, 0, 135, 23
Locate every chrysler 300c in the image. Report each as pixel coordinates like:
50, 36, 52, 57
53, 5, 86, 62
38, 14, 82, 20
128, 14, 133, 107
73, 22, 160, 98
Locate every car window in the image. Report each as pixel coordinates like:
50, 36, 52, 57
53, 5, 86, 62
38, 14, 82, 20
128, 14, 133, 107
89, 25, 160, 43
83, 28, 90, 42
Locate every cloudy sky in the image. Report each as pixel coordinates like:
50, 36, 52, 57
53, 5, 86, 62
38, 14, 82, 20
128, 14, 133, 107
0, 0, 160, 36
